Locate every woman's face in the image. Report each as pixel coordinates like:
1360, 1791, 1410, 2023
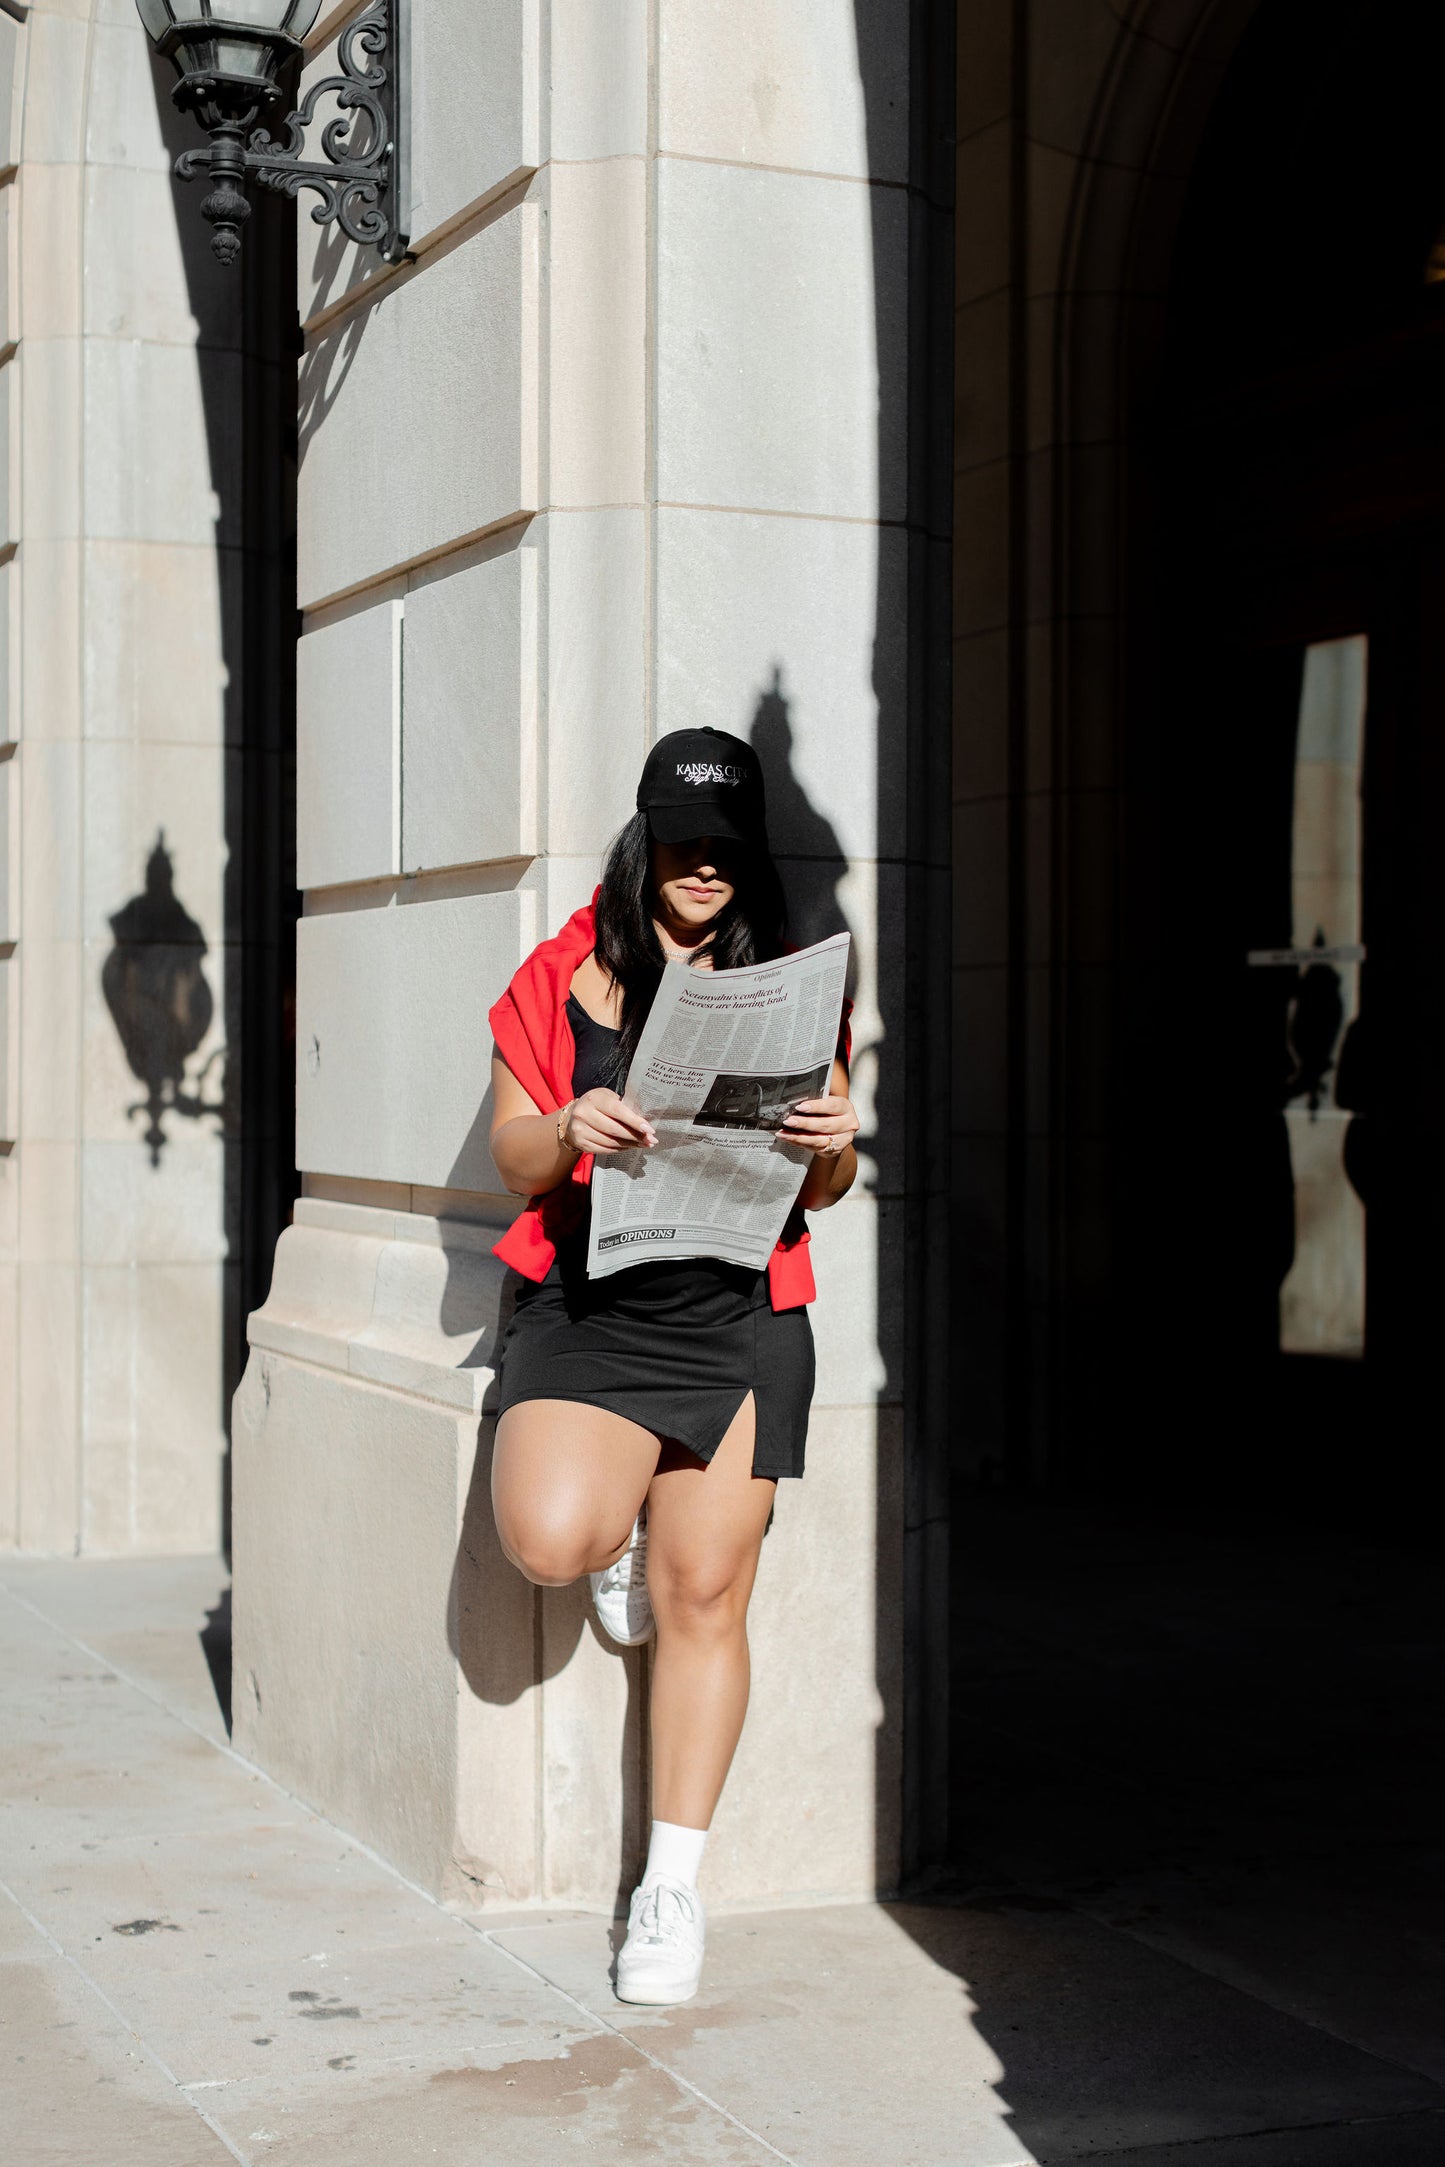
650, 835, 737, 934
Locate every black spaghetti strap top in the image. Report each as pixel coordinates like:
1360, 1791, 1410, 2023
566, 992, 621, 1096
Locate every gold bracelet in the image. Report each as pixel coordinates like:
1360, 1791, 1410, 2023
556, 1100, 577, 1152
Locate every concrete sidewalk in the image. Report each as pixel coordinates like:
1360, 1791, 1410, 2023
2, 1557, 1441, 2166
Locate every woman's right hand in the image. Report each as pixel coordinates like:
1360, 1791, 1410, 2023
565, 1088, 657, 1157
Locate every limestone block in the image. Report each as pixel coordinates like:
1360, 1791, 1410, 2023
543, 510, 647, 859
22, 540, 82, 741
0, 1257, 15, 1547
17, 1258, 80, 1555
21, 741, 81, 943
245, 1217, 388, 1371
0, 564, 10, 746
17, 1137, 77, 1263
958, 0, 1011, 142
21, 342, 82, 544
1027, 0, 1129, 158
294, 0, 541, 318
549, 0, 647, 161
0, 194, 10, 355
79, 1261, 138, 1554
295, 889, 522, 1191
532, 852, 608, 948
952, 964, 1010, 1136
840, 853, 905, 1191
0, 20, 19, 171
82, 539, 236, 747
538, 1577, 647, 1905
0, 756, 11, 942
296, 600, 400, 888
0, 363, 9, 547
546, 158, 646, 509
0, 949, 12, 1142
451, 1418, 542, 1905
953, 627, 1010, 803
131, 1259, 228, 1551
83, 18, 174, 174
955, 123, 1012, 305
659, 0, 908, 184
401, 540, 537, 872
83, 162, 241, 349
19, 163, 82, 342
408, 0, 540, 240
231, 1349, 480, 1894
250, 1207, 509, 1413
79, 1138, 229, 1265
84, 342, 242, 549
348, 1222, 510, 1410
81, 738, 231, 943
15, 7, 88, 165
21, 944, 80, 1152
953, 459, 1012, 637
0, 560, 11, 739
654, 506, 907, 862
655, 158, 907, 523
297, 206, 539, 606
952, 796, 1010, 967
19, 943, 80, 1144
807, 1189, 899, 1406
707, 1405, 903, 1902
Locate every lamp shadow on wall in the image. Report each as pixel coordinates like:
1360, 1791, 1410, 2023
102, 830, 228, 1167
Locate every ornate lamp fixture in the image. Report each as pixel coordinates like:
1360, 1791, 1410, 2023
135, 0, 409, 267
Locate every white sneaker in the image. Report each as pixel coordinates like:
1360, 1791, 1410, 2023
615, 1875, 706, 2004
589, 1509, 653, 1646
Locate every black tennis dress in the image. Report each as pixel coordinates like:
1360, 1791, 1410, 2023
493, 994, 817, 1479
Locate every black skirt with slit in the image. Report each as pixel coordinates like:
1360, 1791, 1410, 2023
493, 995, 816, 1480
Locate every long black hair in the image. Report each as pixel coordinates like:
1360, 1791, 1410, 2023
592, 812, 789, 1088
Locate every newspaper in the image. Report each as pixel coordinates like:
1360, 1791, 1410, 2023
586, 931, 851, 1279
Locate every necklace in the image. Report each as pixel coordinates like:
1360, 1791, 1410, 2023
655, 925, 710, 964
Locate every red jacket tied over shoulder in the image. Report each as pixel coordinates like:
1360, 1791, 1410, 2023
487, 894, 851, 1312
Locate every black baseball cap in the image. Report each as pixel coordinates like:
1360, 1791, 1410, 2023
637, 727, 768, 846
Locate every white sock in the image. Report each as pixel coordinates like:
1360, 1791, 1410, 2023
643, 1818, 707, 1892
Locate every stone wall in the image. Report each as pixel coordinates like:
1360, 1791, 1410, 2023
0, 0, 245, 1555
234, 0, 918, 1909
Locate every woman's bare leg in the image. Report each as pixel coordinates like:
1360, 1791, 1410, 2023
492, 1401, 660, 1586
645, 1395, 775, 1831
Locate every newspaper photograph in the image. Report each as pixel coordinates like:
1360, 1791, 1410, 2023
586, 931, 851, 1279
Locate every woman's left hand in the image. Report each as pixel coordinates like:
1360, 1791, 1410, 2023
777, 1093, 860, 1158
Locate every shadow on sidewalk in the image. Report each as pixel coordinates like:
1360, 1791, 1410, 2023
198, 1588, 233, 1737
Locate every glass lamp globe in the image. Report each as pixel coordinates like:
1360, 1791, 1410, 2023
135, 2, 326, 121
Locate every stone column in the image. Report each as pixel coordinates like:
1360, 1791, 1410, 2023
0, 1, 243, 1556
234, 0, 913, 1910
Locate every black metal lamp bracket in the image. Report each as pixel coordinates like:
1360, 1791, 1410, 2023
175, 0, 410, 267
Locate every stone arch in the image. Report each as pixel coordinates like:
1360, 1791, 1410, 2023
949, 0, 1282, 1482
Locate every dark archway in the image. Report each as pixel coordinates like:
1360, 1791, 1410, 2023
1119, 0, 1445, 1515
936, 6, 1445, 2158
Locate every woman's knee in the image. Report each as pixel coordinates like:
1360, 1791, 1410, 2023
494, 1505, 596, 1587
651, 1554, 752, 1638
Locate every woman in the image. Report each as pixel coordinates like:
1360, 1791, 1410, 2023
487, 726, 858, 2006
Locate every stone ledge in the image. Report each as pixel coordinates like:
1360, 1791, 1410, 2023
248, 1212, 508, 1415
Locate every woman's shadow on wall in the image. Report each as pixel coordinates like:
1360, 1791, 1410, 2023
443, 671, 857, 1920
